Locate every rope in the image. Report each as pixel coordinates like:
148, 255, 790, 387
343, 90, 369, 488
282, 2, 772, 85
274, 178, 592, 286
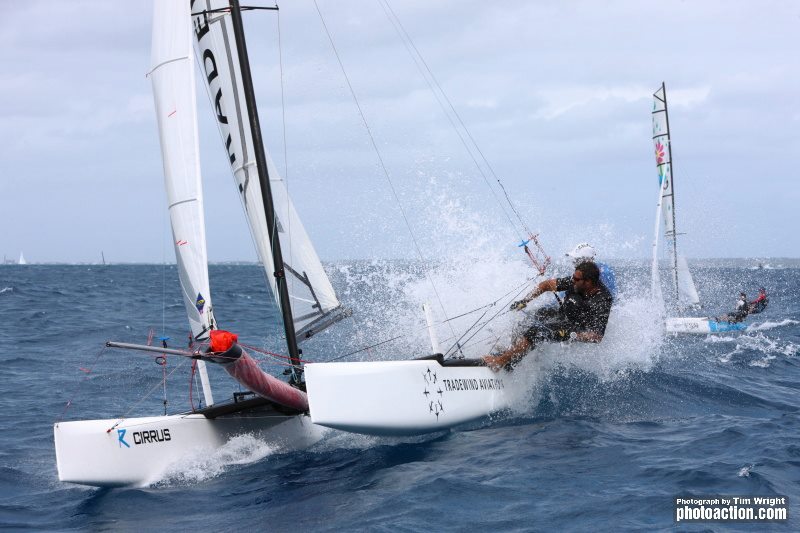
325, 275, 540, 361
311, 0, 463, 355
55, 346, 108, 424
377, 0, 534, 240
106, 356, 189, 433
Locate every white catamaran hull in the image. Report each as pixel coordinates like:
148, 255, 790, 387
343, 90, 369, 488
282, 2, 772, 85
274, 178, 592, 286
305, 359, 511, 436
54, 411, 322, 487
665, 317, 747, 334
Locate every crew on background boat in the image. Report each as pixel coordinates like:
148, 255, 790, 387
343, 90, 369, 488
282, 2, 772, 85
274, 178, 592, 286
749, 287, 769, 314
565, 242, 617, 298
483, 261, 613, 371
718, 292, 750, 323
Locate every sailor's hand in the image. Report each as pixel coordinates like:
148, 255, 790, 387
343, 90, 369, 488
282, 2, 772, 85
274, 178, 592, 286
510, 299, 528, 311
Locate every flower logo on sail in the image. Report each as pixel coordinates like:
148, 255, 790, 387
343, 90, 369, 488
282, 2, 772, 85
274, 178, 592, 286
654, 141, 666, 165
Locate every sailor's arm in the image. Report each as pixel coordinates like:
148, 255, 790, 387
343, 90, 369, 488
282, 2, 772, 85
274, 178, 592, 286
518, 278, 558, 306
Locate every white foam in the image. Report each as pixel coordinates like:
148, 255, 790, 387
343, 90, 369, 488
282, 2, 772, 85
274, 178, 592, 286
747, 319, 799, 332
710, 331, 798, 367
154, 434, 278, 486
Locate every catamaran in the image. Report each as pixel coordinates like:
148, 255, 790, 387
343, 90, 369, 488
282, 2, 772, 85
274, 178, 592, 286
54, 0, 515, 488
650, 83, 745, 334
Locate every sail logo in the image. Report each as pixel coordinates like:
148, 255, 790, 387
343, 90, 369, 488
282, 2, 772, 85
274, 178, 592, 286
117, 429, 130, 448
192, 3, 237, 167
196, 293, 206, 313
655, 141, 666, 165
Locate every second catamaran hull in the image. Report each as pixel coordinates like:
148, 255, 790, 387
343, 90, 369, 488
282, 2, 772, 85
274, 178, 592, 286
305, 359, 511, 436
665, 317, 747, 334
54, 410, 323, 487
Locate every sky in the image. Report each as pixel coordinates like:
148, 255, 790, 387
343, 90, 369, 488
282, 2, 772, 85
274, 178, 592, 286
1, 0, 798, 263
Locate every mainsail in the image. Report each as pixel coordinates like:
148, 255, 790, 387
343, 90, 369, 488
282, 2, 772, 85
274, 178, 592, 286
151, 0, 215, 404
651, 83, 700, 309
191, 0, 346, 341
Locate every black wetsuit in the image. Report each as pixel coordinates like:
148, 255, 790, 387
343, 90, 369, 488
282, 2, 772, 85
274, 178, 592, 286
523, 277, 613, 345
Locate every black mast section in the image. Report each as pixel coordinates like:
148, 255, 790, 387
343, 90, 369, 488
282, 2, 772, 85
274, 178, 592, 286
228, 0, 302, 372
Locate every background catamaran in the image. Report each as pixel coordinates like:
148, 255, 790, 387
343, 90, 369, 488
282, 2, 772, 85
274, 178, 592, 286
650, 82, 745, 334
54, 0, 517, 487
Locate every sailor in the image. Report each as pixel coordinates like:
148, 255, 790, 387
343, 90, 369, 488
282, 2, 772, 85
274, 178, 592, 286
565, 242, 617, 298
749, 287, 768, 314
484, 261, 613, 371
728, 292, 750, 322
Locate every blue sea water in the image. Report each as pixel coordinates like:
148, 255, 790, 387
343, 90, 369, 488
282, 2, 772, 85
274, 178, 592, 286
0, 262, 798, 531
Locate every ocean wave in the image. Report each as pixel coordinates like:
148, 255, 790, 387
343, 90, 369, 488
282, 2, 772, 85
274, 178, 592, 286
747, 319, 800, 331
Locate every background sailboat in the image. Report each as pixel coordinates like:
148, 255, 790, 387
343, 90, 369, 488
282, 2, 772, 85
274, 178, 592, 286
650, 83, 745, 334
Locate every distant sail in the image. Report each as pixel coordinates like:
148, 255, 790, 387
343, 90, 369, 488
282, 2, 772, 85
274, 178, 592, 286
651, 83, 701, 311
191, 1, 345, 340
676, 255, 700, 308
17, 252, 26, 265
150, 1, 216, 340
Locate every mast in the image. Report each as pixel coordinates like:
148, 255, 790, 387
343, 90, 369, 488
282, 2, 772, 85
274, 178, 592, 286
227, 0, 302, 372
661, 82, 680, 302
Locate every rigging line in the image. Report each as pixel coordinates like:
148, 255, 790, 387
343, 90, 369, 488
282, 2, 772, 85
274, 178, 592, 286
376, 0, 522, 243
312, 0, 462, 355
162, 199, 167, 340
435, 274, 537, 325
55, 346, 109, 424
438, 274, 537, 356
324, 333, 407, 363
443, 306, 491, 358
107, 356, 190, 432
379, 0, 534, 238
325, 274, 538, 361
444, 279, 536, 357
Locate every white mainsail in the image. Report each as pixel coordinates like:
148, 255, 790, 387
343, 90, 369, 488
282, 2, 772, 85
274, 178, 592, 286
651, 83, 700, 310
151, 1, 215, 404
191, 1, 345, 340
17, 252, 26, 265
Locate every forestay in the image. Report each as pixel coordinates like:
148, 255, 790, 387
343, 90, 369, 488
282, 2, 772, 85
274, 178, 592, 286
191, 0, 345, 340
